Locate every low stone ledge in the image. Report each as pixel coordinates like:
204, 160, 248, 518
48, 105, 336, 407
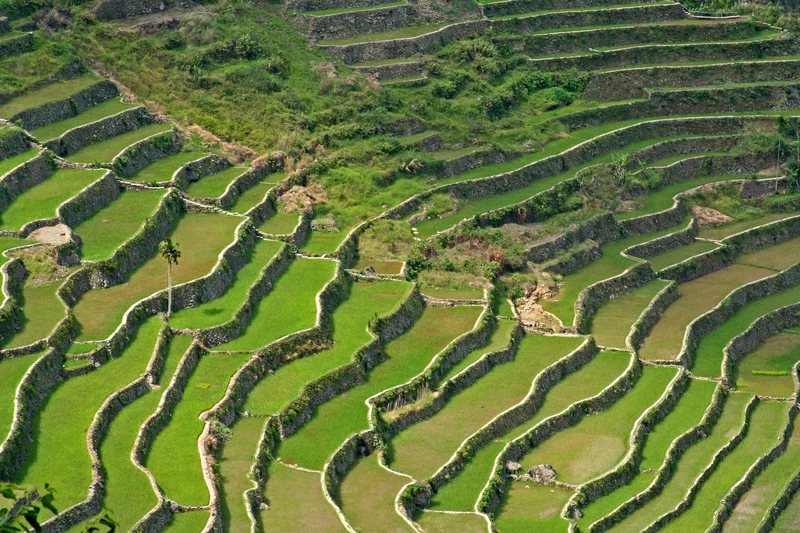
45, 106, 152, 158
55, 170, 121, 230
0, 150, 55, 213
112, 129, 181, 179
306, 5, 411, 42
12, 81, 119, 132
0, 129, 30, 162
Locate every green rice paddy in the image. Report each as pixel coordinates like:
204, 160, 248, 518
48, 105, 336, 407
589, 279, 670, 349
128, 151, 207, 183
66, 123, 174, 164
29, 98, 138, 141
258, 211, 300, 235
0, 350, 44, 441
734, 331, 800, 397
0, 148, 40, 177
0, 75, 100, 118
1, 281, 64, 349
184, 166, 247, 198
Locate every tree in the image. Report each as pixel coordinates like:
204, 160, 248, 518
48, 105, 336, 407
159, 238, 181, 318
1, 483, 116, 533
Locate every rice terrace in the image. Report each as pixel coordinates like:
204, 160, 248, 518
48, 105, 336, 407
4, 0, 800, 530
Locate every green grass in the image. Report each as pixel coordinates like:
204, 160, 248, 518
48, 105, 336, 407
1, 281, 64, 349
416, 511, 487, 532
616, 174, 749, 221
169, 239, 285, 330
128, 151, 207, 183
432, 146, 482, 160
14, 317, 162, 521
72, 212, 242, 341
302, 228, 348, 255
608, 392, 753, 533
86, 334, 191, 531
278, 305, 483, 469
660, 401, 790, 533
229, 182, 269, 214
726, 420, 800, 533
697, 213, 795, 240
260, 461, 346, 532
734, 331, 800, 397
0, 74, 100, 118
577, 378, 718, 530
353, 258, 404, 274
646, 240, 720, 271
74, 189, 167, 261
541, 218, 691, 326
589, 279, 670, 349
639, 264, 773, 361
516, 365, 677, 485
29, 98, 138, 141
318, 23, 446, 45
436, 319, 517, 385
0, 148, 40, 178
218, 416, 265, 533
258, 211, 299, 235
66, 123, 174, 164
212, 257, 336, 352
184, 166, 247, 198
338, 453, 412, 533
430, 350, 632, 511
0, 350, 44, 441
389, 334, 583, 481
0, 168, 105, 230
165, 511, 210, 532
693, 284, 800, 378
304, 1, 405, 15
736, 236, 800, 271
146, 352, 251, 506
421, 287, 484, 299
242, 279, 412, 415
494, 483, 573, 532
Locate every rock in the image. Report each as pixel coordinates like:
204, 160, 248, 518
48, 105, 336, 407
506, 461, 522, 473
515, 464, 557, 484
364, 265, 377, 276
28, 223, 74, 244
692, 206, 734, 227
260, 502, 270, 510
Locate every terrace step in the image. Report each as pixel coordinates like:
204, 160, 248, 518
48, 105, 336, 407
527, 35, 796, 72
306, 3, 412, 42
0, 32, 35, 61
481, 0, 664, 19
351, 59, 423, 80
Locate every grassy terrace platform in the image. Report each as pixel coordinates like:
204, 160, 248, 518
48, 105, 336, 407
435, 319, 517, 385
72, 212, 243, 341
0, 74, 100, 118
29, 98, 138, 142
430, 350, 632, 511
318, 23, 447, 45
277, 305, 483, 469
303, 0, 405, 15
0, 148, 40, 177
169, 238, 284, 330
66, 123, 174, 165
697, 212, 796, 240
165, 510, 210, 532
692, 283, 800, 378
0, 168, 105, 230
73, 189, 168, 261
606, 392, 753, 532
128, 151, 207, 183
211, 257, 336, 352
734, 331, 800, 397
14, 317, 162, 521
513, 365, 677, 486
640, 236, 800, 361
661, 401, 790, 532
0, 350, 44, 441
726, 420, 800, 532
389, 334, 583, 481
259, 211, 299, 235
229, 182, 270, 214
184, 166, 246, 198
495, 483, 574, 532
71, 334, 191, 531
541, 218, 691, 326
339, 453, 413, 532
577, 378, 718, 530
416, 511, 487, 533
589, 279, 670, 349
1, 281, 63, 350
646, 239, 720, 271
147, 351, 251, 506
352, 258, 404, 275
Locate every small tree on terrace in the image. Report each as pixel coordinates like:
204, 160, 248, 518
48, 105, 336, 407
159, 238, 181, 319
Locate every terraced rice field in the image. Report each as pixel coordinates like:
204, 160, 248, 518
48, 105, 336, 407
5, 3, 800, 532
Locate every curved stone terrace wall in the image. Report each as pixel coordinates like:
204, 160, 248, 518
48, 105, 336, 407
306, 5, 411, 42
0, 257, 31, 353
92, 0, 196, 21
483, 0, 662, 18
0, 149, 55, 214
0, 32, 33, 61
11, 80, 119, 132
215, 163, 273, 211
575, 261, 656, 333
0, 59, 85, 108
169, 154, 229, 190
45, 106, 151, 158
0, 128, 30, 161
112, 129, 181, 179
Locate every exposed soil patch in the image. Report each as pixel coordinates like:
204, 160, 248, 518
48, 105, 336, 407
692, 206, 734, 227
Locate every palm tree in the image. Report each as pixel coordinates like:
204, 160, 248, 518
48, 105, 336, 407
159, 238, 181, 318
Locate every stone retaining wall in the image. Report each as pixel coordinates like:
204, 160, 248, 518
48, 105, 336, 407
171, 155, 230, 190
0, 129, 29, 162
321, 20, 488, 65
216, 164, 272, 210
0, 32, 34, 60
528, 38, 798, 73
575, 262, 655, 332
476, 349, 639, 515
523, 213, 618, 263
352, 60, 423, 81
0, 258, 28, 350
627, 281, 678, 351
0, 150, 55, 213
306, 5, 411, 42
112, 129, 180, 179
625, 218, 697, 260
483, 0, 658, 18
0, 60, 85, 108
11, 81, 118, 131
45, 106, 151, 158
541, 240, 601, 276
92, 0, 196, 21
55, 170, 121, 229
286, 0, 386, 12
584, 60, 800, 101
